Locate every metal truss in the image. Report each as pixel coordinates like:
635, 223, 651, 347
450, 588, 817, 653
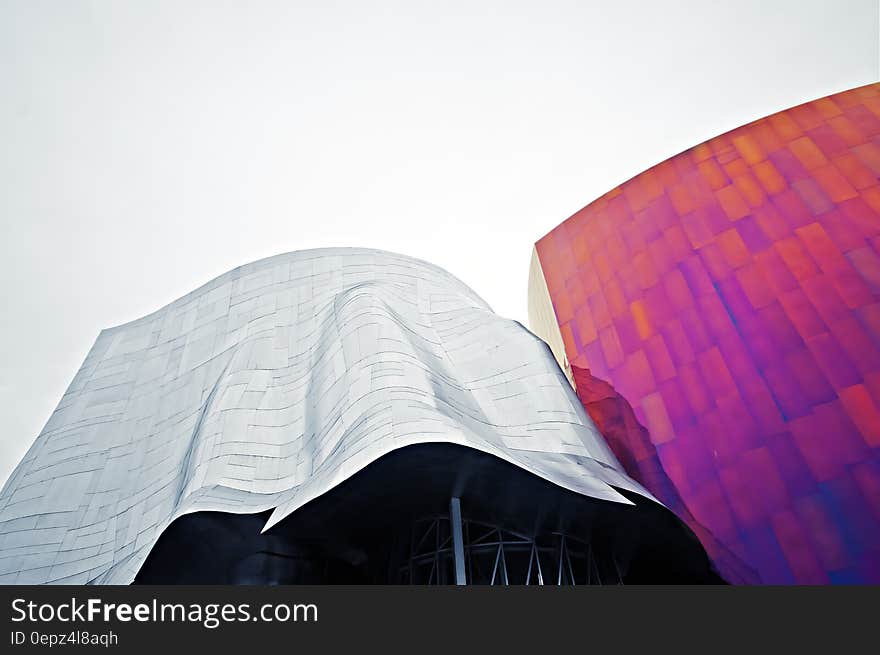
399, 502, 623, 585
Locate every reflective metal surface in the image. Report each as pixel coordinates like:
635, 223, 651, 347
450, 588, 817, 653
0, 248, 655, 584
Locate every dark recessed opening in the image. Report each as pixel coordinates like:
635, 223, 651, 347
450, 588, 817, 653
134, 443, 725, 584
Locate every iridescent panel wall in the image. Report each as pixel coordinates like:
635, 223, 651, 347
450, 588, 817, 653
531, 83, 880, 584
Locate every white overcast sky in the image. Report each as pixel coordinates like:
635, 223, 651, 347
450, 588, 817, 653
1, 0, 878, 487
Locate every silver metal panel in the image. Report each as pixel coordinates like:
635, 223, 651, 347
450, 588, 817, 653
0, 248, 656, 584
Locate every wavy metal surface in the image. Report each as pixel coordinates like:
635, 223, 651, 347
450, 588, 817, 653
0, 248, 653, 584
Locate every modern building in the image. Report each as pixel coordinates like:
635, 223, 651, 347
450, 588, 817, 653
530, 83, 880, 584
0, 248, 719, 584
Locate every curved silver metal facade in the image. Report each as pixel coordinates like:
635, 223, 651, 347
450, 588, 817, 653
0, 248, 655, 584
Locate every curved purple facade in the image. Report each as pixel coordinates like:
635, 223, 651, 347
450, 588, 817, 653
532, 83, 880, 584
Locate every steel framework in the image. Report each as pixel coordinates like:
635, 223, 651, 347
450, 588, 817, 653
399, 506, 622, 585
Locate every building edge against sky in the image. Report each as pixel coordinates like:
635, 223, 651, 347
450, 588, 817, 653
0, 248, 721, 584
6, 80, 880, 585
530, 83, 880, 584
